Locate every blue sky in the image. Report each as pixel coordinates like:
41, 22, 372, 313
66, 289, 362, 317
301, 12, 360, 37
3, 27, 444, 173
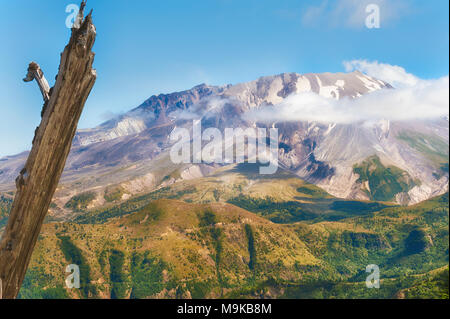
0, 0, 448, 157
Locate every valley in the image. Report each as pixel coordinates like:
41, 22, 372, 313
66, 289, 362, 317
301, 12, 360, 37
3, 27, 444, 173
1, 162, 447, 299
15, 188, 449, 299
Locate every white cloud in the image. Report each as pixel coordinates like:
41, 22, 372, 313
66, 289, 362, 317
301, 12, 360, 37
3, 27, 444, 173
169, 96, 230, 121
243, 61, 449, 124
301, 0, 329, 27
343, 59, 419, 87
100, 110, 122, 122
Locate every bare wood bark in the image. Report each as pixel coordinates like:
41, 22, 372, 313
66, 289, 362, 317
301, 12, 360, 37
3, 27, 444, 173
0, 2, 96, 299
23, 62, 51, 102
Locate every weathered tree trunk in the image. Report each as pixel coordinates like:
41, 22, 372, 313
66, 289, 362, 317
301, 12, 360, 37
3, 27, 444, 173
0, 2, 96, 299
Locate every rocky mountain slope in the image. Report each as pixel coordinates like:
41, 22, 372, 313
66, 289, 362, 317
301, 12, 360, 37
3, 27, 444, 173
0, 71, 448, 207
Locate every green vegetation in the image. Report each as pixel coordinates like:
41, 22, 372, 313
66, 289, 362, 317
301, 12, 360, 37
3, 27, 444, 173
404, 229, 431, 255
232, 196, 448, 299
18, 187, 449, 300
109, 250, 128, 299
98, 250, 107, 272
0, 194, 12, 228
199, 210, 224, 289
396, 130, 449, 171
74, 186, 195, 224
186, 280, 216, 299
64, 191, 96, 211
228, 195, 315, 223
402, 267, 449, 299
297, 186, 329, 198
58, 235, 97, 298
228, 194, 389, 223
353, 155, 417, 201
130, 252, 170, 298
434, 163, 449, 179
18, 267, 68, 299
346, 193, 449, 279
330, 201, 387, 214
104, 186, 125, 202
126, 202, 164, 225
199, 209, 217, 227
244, 224, 257, 273
281, 268, 449, 299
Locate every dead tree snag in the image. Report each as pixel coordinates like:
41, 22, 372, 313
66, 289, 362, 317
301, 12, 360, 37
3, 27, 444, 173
0, 1, 96, 299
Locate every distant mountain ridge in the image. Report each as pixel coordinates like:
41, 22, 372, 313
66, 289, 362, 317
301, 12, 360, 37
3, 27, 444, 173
0, 71, 448, 206
73, 70, 392, 147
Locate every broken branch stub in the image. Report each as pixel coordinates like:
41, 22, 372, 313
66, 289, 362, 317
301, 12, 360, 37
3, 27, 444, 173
23, 62, 51, 102
0, 4, 96, 299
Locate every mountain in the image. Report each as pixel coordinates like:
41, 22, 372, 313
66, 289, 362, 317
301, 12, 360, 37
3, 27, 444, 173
0, 71, 448, 209
0, 67, 447, 298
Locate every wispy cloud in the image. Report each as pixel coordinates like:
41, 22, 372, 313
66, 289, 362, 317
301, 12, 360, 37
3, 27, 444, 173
169, 96, 231, 121
243, 61, 449, 124
100, 110, 125, 122
301, 0, 409, 29
343, 59, 418, 87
